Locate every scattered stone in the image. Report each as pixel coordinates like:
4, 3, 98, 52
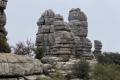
43, 64, 52, 74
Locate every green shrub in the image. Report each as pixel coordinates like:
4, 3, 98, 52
34, 47, 46, 60
97, 54, 111, 64
0, 35, 11, 53
92, 63, 120, 80
97, 52, 120, 65
103, 52, 120, 65
72, 59, 90, 79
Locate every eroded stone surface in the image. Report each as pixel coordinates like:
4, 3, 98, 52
93, 40, 103, 57
35, 8, 102, 59
0, 53, 43, 76
52, 14, 75, 56
36, 9, 55, 55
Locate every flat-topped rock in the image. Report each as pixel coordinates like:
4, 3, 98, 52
0, 53, 43, 77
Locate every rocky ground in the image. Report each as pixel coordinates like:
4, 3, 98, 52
0, 53, 97, 80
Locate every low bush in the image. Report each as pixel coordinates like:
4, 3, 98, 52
97, 52, 120, 65
92, 63, 120, 80
97, 54, 111, 64
34, 47, 46, 60
71, 59, 90, 79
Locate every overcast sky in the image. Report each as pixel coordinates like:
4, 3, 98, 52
5, 0, 120, 52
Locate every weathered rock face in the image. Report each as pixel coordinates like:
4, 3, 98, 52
0, 53, 43, 77
82, 38, 94, 59
68, 8, 88, 37
68, 8, 93, 59
36, 9, 55, 55
0, 0, 7, 10
0, 0, 7, 36
35, 8, 102, 59
0, 0, 11, 53
52, 14, 75, 56
93, 40, 103, 57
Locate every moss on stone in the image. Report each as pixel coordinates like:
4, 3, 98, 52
0, 35, 11, 53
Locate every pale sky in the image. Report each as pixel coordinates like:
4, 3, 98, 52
5, 0, 120, 52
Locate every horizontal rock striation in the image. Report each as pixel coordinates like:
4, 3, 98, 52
0, 53, 43, 77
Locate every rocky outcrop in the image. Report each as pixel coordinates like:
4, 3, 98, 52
36, 8, 102, 59
68, 8, 93, 59
93, 40, 103, 57
0, 53, 43, 77
0, 0, 11, 53
52, 14, 75, 57
36, 9, 55, 55
0, 0, 8, 41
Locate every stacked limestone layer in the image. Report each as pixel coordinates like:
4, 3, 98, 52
68, 8, 94, 59
36, 9, 55, 55
52, 14, 75, 56
0, 53, 43, 77
0, 0, 11, 53
93, 40, 103, 57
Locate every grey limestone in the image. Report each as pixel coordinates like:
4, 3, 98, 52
93, 40, 103, 57
36, 8, 102, 59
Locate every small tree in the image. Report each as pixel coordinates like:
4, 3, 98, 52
97, 54, 111, 64
11, 39, 35, 57
72, 59, 90, 79
34, 47, 46, 60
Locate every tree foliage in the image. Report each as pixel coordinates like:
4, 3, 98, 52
92, 63, 120, 80
34, 47, 46, 60
97, 52, 120, 65
71, 59, 90, 79
11, 39, 34, 57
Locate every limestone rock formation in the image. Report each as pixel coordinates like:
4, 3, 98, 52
52, 14, 75, 57
82, 38, 94, 59
35, 8, 103, 59
93, 40, 102, 57
36, 9, 55, 55
68, 8, 93, 59
0, 0, 11, 53
0, 53, 43, 77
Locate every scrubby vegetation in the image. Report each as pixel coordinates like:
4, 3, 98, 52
72, 59, 90, 79
97, 52, 120, 65
92, 63, 120, 80
65, 59, 90, 80
11, 39, 34, 56
6, 39, 120, 80
91, 52, 120, 80
0, 35, 11, 53
34, 47, 46, 60
11, 39, 45, 59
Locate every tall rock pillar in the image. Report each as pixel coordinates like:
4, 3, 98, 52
68, 8, 94, 59
93, 40, 103, 58
52, 14, 75, 57
36, 9, 55, 55
0, 0, 11, 53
